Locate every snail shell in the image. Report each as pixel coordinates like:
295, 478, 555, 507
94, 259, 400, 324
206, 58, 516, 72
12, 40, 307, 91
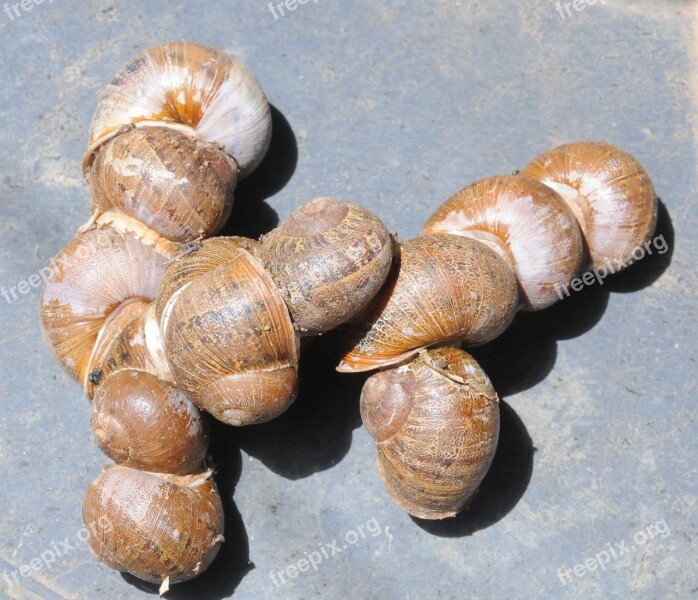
83, 466, 224, 585
39, 213, 177, 388
89, 126, 238, 243
160, 243, 299, 426
84, 41, 272, 177
521, 141, 657, 269
258, 197, 394, 336
361, 347, 499, 519
92, 370, 209, 475
155, 237, 258, 331
423, 175, 584, 310
338, 234, 519, 373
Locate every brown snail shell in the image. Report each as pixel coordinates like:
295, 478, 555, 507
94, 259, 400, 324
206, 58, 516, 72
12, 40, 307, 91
338, 234, 519, 373
83, 466, 224, 586
39, 213, 177, 388
521, 141, 657, 269
84, 41, 271, 177
258, 197, 394, 336
161, 244, 299, 426
92, 370, 209, 475
89, 126, 238, 243
423, 175, 585, 310
155, 236, 258, 332
361, 347, 500, 519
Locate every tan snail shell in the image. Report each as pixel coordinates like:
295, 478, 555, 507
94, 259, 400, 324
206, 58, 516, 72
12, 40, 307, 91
338, 234, 519, 373
159, 240, 299, 426
423, 175, 585, 310
89, 126, 238, 243
39, 212, 177, 389
361, 347, 500, 519
258, 197, 394, 336
155, 237, 258, 327
521, 141, 657, 269
84, 41, 272, 177
83, 466, 224, 586
92, 370, 209, 475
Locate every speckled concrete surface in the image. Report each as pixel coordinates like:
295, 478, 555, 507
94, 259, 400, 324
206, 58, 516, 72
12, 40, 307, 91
0, 1, 696, 599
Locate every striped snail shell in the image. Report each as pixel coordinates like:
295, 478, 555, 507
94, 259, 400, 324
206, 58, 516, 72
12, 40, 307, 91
258, 197, 395, 336
338, 234, 518, 373
89, 126, 239, 243
83, 466, 224, 587
84, 41, 272, 177
158, 239, 299, 426
361, 347, 500, 519
521, 141, 657, 269
423, 175, 585, 310
91, 369, 209, 475
39, 212, 177, 392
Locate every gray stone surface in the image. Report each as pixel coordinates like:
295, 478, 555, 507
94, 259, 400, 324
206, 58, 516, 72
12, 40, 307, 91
0, 1, 696, 599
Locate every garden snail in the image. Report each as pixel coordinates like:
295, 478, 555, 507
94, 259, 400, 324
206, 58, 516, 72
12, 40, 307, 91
156, 235, 299, 426
258, 197, 395, 336
342, 142, 657, 519
338, 234, 519, 372
40, 41, 273, 590
88, 126, 238, 243
82, 41, 272, 244
40, 212, 177, 395
423, 175, 585, 310
361, 347, 499, 519
520, 141, 657, 269
83, 467, 224, 587
91, 369, 209, 474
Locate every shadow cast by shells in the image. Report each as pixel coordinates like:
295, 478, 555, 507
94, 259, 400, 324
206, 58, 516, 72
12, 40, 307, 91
232, 335, 365, 479
223, 105, 298, 240
120, 437, 252, 599
411, 401, 534, 537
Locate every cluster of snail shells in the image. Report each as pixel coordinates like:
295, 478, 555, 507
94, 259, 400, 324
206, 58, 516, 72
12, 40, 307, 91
40, 41, 272, 587
39, 42, 393, 588
342, 141, 657, 520
157, 197, 394, 426
38, 39, 661, 587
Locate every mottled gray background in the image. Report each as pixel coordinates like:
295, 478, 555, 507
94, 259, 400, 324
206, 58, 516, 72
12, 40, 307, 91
0, 1, 696, 599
